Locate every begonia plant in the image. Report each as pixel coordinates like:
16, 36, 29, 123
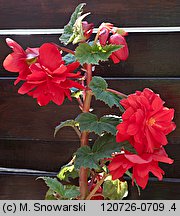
3, 3, 176, 200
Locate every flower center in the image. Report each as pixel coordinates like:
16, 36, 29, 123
147, 117, 156, 126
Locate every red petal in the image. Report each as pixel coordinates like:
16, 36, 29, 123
127, 123, 139, 135
18, 82, 36, 94
154, 108, 175, 122
6, 38, 25, 53
66, 61, 80, 72
125, 154, 151, 164
151, 96, 164, 111
3, 53, 25, 72
148, 126, 168, 146
37, 93, 51, 106
39, 43, 62, 71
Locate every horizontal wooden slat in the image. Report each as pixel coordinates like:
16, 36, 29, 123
0, 139, 179, 178
0, 0, 180, 29
0, 33, 180, 77
0, 174, 179, 199
0, 79, 179, 142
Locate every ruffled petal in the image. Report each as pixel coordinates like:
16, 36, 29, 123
39, 43, 62, 71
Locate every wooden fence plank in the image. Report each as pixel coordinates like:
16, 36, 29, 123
0, 174, 179, 199
0, 0, 180, 29
0, 139, 179, 178
0, 79, 179, 142
0, 33, 180, 77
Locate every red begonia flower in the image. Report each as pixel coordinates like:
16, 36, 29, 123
116, 88, 176, 153
108, 148, 173, 189
3, 38, 39, 82
18, 43, 83, 106
109, 33, 129, 63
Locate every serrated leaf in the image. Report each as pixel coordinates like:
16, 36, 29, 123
59, 3, 86, 45
54, 120, 78, 137
90, 76, 125, 111
39, 177, 64, 196
63, 53, 76, 65
75, 113, 119, 135
45, 189, 57, 200
74, 133, 133, 170
39, 177, 80, 200
74, 146, 100, 170
103, 178, 128, 200
69, 13, 90, 44
63, 185, 80, 199
75, 43, 122, 65
57, 164, 79, 182
92, 134, 123, 157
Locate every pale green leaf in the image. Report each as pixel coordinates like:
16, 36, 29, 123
103, 178, 128, 200
75, 43, 122, 65
59, 3, 86, 45
54, 120, 78, 137
57, 164, 79, 182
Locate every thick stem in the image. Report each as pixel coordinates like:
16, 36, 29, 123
79, 64, 93, 199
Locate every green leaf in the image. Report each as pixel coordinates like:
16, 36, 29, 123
39, 177, 64, 196
54, 120, 78, 137
59, 3, 86, 45
69, 13, 90, 44
57, 164, 79, 182
39, 177, 80, 200
74, 146, 100, 170
90, 76, 125, 111
75, 113, 119, 135
75, 43, 122, 65
92, 134, 123, 158
45, 189, 57, 200
63, 185, 80, 199
74, 133, 133, 170
103, 177, 128, 200
63, 53, 76, 65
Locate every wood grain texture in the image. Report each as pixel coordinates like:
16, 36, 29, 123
0, 174, 179, 199
0, 33, 180, 77
0, 0, 180, 29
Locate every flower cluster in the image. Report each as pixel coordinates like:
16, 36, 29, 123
98, 23, 129, 63
3, 38, 83, 106
108, 88, 176, 189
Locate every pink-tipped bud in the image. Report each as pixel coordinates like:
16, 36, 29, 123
82, 21, 94, 40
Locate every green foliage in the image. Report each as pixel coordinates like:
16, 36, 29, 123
45, 189, 57, 200
54, 120, 79, 137
75, 113, 122, 135
90, 76, 125, 111
69, 13, 90, 44
103, 177, 128, 200
57, 164, 79, 182
59, 3, 86, 45
39, 177, 80, 200
74, 134, 131, 170
63, 53, 76, 64
75, 43, 122, 65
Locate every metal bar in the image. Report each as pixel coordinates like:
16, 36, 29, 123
0, 27, 180, 35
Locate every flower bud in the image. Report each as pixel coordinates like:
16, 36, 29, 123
109, 33, 129, 63
82, 21, 94, 40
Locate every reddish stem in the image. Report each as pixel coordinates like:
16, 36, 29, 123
106, 88, 127, 98
79, 64, 93, 199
